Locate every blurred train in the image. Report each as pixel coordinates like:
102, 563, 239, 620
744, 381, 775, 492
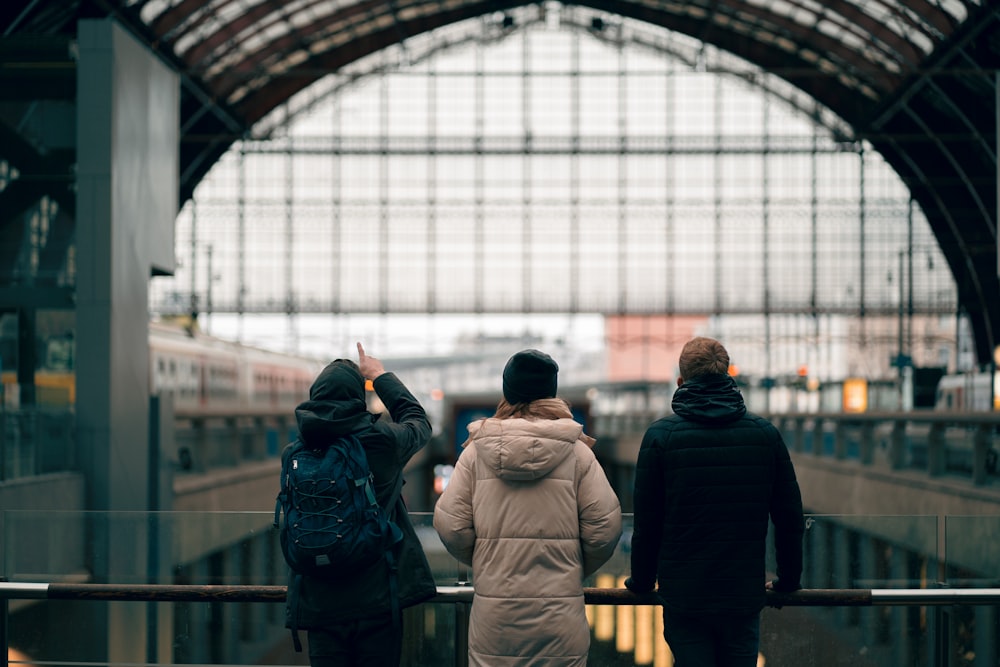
148, 320, 323, 414
1, 320, 325, 412
935, 370, 1000, 411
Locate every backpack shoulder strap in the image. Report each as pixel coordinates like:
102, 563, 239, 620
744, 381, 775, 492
273, 439, 301, 528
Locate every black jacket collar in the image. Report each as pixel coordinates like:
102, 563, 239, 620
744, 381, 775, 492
672, 373, 747, 424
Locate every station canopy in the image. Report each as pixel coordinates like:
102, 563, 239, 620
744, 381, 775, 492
1, 0, 998, 363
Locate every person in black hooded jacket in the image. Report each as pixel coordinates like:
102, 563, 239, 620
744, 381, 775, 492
625, 336, 804, 667
285, 342, 436, 666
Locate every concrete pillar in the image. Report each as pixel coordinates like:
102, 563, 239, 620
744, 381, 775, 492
76, 17, 178, 512
16, 307, 36, 406
834, 422, 848, 460
220, 543, 239, 660
816, 519, 841, 629
973, 604, 998, 666
926, 423, 945, 476
892, 550, 913, 665
859, 422, 875, 464
830, 525, 857, 629
855, 536, 878, 649
972, 424, 991, 485
792, 417, 804, 453
811, 417, 825, 455
74, 17, 179, 664
226, 417, 240, 465
890, 420, 906, 469
184, 558, 212, 663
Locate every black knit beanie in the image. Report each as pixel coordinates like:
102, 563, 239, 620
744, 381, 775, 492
502, 349, 559, 404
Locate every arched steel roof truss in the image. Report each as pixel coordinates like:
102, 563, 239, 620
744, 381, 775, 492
0, 0, 997, 363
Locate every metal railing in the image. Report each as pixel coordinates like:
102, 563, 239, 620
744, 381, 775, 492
4, 582, 1000, 667
4, 582, 1000, 606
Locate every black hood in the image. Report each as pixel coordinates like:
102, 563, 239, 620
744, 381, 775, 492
671, 372, 747, 424
294, 360, 371, 444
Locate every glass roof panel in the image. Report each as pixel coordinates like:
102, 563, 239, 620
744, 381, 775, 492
862, 1, 941, 50
169, 0, 233, 42
170, 0, 249, 57
219, 2, 397, 103
139, 0, 173, 24
887, 0, 955, 39
755, 0, 947, 63
158, 0, 978, 129
252, 6, 858, 143
136, 0, 978, 87
932, 0, 971, 23
198, 1, 347, 82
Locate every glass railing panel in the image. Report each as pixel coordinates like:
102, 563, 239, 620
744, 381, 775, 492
419, 511, 943, 666
799, 515, 939, 588
800, 513, 933, 667
414, 511, 469, 587
1, 510, 463, 666
943, 515, 1000, 587
758, 594, 930, 666
942, 515, 1000, 667
765, 514, 938, 667
3, 510, 278, 583
3, 510, 284, 666
2, 511, 993, 667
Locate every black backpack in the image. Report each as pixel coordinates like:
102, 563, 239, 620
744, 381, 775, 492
274, 431, 402, 650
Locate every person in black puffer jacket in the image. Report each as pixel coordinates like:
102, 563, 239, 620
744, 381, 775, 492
285, 343, 437, 667
625, 336, 804, 667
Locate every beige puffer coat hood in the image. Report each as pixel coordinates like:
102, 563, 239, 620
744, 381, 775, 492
434, 404, 622, 667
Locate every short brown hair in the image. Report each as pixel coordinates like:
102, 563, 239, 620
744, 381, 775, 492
678, 337, 730, 380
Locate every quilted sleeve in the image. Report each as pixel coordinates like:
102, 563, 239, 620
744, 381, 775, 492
433, 445, 478, 566
576, 444, 623, 578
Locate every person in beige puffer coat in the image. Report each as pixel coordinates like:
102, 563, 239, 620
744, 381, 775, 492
433, 349, 623, 667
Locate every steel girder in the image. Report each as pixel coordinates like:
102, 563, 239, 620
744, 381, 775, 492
0, 0, 997, 362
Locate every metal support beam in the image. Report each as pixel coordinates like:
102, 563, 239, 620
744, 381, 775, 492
16, 306, 34, 405
0, 285, 73, 309
0, 36, 75, 100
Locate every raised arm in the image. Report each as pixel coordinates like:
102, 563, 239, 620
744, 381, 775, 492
358, 342, 432, 464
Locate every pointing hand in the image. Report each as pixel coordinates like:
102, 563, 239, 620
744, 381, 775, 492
357, 342, 386, 380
